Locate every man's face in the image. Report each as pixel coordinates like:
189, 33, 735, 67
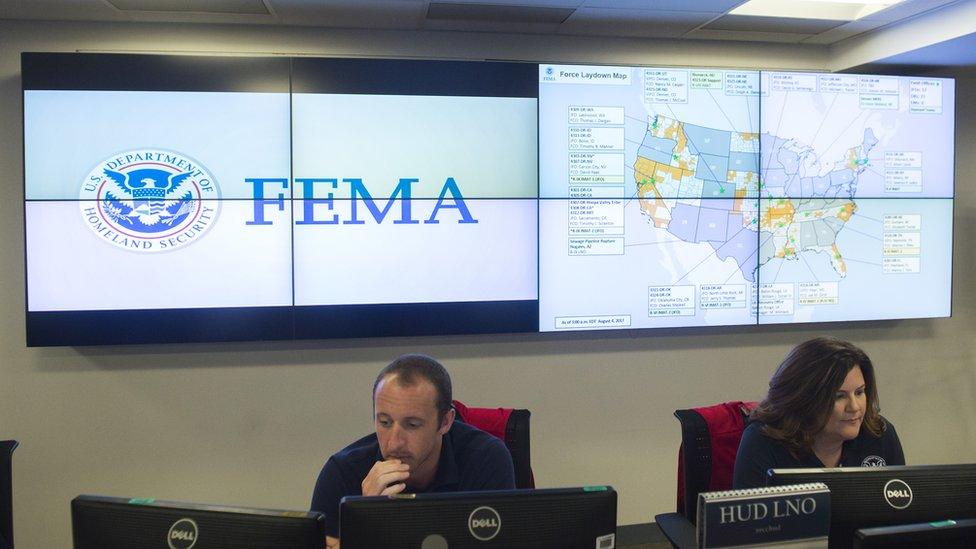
373, 375, 452, 478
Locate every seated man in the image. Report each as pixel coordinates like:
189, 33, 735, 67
311, 354, 516, 548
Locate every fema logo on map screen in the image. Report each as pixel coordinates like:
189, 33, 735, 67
79, 149, 220, 252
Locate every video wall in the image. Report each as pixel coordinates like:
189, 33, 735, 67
22, 54, 954, 345
539, 65, 953, 330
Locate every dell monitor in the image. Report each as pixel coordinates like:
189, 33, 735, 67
0, 441, 16, 549
71, 495, 325, 549
767, 464, 976, 548
339, 486, 617, 549
854, 518, 976, 548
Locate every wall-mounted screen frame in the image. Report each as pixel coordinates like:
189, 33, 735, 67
23, 54, 953, 346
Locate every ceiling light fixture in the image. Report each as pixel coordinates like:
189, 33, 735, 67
730, 0, 904, 21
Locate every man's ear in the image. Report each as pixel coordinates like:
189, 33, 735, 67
438, 408, 456, 435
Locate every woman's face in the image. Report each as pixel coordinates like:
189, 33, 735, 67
817, 365, 867, 444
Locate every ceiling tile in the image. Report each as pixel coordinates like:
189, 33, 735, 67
859, 0, 958, 23
0, 0, 968, 61
118, 10, 276, 24
703, 14, 846, 34
272, 0, 427, 29
430, 0, 583, 6
559, 8, 719, 38
426, 2, 575, 23
421, 18, 562, 33
580, 0, 746, 12
0, 0, 123, 21
685, 28, 815, 43
800, 18, 884, 45
107, 0, 270, 15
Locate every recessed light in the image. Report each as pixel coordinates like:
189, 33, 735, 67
730, 0, 904, 21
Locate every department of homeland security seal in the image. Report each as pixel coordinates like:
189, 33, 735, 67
80, 149, 220, 252
862, 455, 887, 467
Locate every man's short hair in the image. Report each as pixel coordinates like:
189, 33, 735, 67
373, 354, 453, 422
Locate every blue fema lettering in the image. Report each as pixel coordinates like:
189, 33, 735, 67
343, 178, 419, 225
296, 178, 340, 225
425, 177, 478, 224
293, 178, 418, 225
243, 177, 478, 225
245, 178, 289, 225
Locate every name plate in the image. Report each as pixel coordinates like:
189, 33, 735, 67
697, 483, 830, 548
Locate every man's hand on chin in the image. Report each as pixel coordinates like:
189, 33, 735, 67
361, 458, 411, 496
325, 535, 339, 549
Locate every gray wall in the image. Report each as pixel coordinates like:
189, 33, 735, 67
1, 19, 974, 548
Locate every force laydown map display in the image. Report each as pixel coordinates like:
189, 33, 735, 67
539, 65, 953, 332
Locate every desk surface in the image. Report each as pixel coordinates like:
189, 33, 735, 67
617, 522, 671, 548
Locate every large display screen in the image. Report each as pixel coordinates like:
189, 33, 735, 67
757, 71, 953, 324
23, 54, 539, 345
22, 54, 954, 346
538, 64, 953, 331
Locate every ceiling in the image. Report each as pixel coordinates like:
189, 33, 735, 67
858, 21, 976, 73
2, 0, 975, 71
0, 0, 963, 45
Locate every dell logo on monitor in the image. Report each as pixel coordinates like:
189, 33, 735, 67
883, 479, 913, 509
167, 518, 198, 549
467, 506, 501, 541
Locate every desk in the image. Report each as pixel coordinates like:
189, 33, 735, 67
617, 522, 672, 548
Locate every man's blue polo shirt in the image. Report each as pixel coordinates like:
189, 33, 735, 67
310, 420, 515, 538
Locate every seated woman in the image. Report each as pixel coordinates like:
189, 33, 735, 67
733, 336, 905, 489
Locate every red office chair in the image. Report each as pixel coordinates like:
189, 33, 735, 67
452, 400, 534, 489
655, 401, 757, 548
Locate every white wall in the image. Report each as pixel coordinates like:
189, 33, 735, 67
1, 19, 974, 548
830, 0, 976, 72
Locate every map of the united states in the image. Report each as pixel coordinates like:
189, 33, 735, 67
634, 114, 876, 282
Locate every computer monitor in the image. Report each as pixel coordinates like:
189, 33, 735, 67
0, 441, 17, 549
854, 518, 976, 548
767, 464, 976, 548
71, 495, 325, 549
339, 486, 617, 549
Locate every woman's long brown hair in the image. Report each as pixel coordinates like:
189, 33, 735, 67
751, 336, 885, 458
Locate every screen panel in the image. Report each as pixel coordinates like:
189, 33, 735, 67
757, 198, 952, 323
287, 58, 540, 338
24, 54, 541, 345
24, 90, 291, 201
760, 72, 954, 199
21, 53, 290, 93
21, 53, 954, 346
340, 487, 616, 549
289, 92, 539, 306
536, 64, 953, 333
27, 199, 293, 311
72, 495, 325, 549
23, 53, 295, 346
757, 72, 954, 324
769, 464, 976, 548
290, 57, 538, 98
27, 307, 294, 347
538, 64, 761, 331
